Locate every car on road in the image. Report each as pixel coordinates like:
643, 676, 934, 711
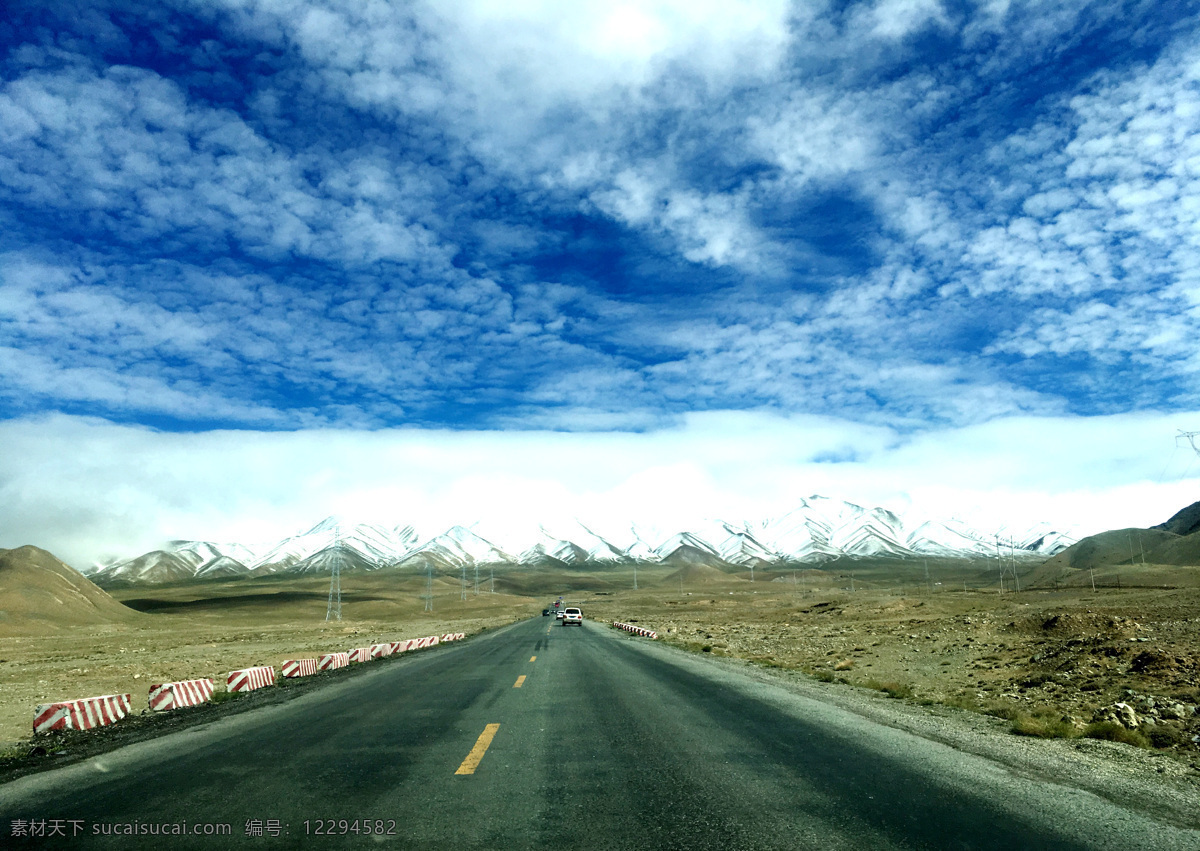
555, 610, 566, 619
562, 607, 582, 626
542, 609, 551, 616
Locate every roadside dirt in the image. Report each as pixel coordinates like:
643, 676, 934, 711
583, 579, 1200, 767
0, 572, 533, 775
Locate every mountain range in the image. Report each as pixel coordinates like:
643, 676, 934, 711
85, 496, 1074, 586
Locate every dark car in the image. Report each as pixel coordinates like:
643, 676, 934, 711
542, 608, 551, 616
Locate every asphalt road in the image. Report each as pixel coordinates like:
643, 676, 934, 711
1, 616, 1196, 850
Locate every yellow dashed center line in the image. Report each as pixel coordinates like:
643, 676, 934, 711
530, 655, 537, 662
455, 723, 500, 775
514, 675, 527, 688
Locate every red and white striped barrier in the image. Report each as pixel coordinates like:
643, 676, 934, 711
419, 635, 440, 648
34, 693, 133, 735
389, 641, 405, 654
369, 643, 393, 659
148, 679, 214, 712
319, 652, 350, 671
227, 666, 275, 693
348, 647, 373, 663
281, 658, 320, 678
613, 621, 658, 639
440, 632, 465, 642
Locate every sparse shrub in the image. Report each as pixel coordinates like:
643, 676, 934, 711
865, 680, 913, 699
210, 690, 245, 705
1010, 713, 1077, 739
833, 658, 854, 671
944, 693, 978, 711
984, 702, 1021, 721
701, 645, 712, 653
1083, 721, 1150, 748
809, 669, 835, 683
1146, 725, 1188, 749
754, 656, 790, 669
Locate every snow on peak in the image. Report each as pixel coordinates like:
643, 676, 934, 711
91, 495, 1076, 584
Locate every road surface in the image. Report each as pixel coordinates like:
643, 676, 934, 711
1, 616, 1196, 849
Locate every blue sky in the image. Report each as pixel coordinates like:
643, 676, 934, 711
2, 1, 1199, 562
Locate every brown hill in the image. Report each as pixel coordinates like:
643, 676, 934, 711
1026, 524, 1200, 587
659, 561, 739, 587
0, 545, 142, 633
1147, 530, 1200, 566
1056, 528, 1178, 570
1153, 499, 1200, 536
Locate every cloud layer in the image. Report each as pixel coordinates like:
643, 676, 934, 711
1, 412, 1196, 568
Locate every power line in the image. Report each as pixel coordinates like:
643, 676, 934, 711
325, 525, 342, 622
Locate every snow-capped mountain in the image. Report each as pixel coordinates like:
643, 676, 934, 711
398, 526, 514, 569
87, 497, 1076, 585
248, 517, 420, 571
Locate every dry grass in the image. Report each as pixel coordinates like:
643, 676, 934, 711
578, 558, 1200, 755
1084, 721, 1151, 748
0, 570, 536, 746
863, 679, 914, 699
4, 554, 1200, 759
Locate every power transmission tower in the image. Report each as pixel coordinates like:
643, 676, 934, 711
325, 525, 342, 621
461, 563, 467, 601
325, 561, 341, 621
420, 563, 433, 612
1178, 430, 1200, 455
995, 536, 1004, 593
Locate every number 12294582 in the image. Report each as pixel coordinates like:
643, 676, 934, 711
304, 819, 397, 836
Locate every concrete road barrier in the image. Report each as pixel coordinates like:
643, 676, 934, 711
319, 652, 350, 671
281, 659, 320, 678
227, 666, 276, 693
369, 643, 393, 659
613, 621, 658, 639
148, 679, 214, 712
34, 693, 133, 734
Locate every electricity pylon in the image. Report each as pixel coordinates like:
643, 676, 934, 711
325, 525, 343, 622
325, 561, 341, 621
420, 563, 434, 612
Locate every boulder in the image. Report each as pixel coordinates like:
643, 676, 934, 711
1093, 702, 1140, 728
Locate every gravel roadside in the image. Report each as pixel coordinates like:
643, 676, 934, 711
632, 633, 1200, 832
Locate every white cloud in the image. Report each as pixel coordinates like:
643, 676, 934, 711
1, 411, 1196, 569
0, 63, 450, 268
852, 0, 951, 42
